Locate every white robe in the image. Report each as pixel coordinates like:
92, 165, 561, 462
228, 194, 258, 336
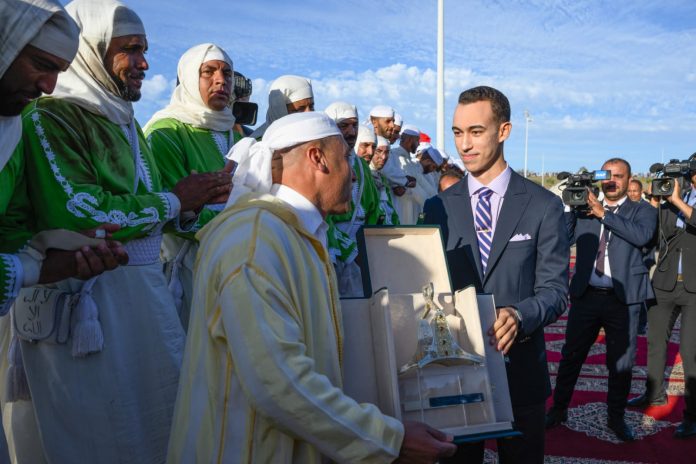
21, 259, 185, 464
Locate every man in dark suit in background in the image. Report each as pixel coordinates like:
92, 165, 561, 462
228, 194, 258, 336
424, 86, 569, 464
546, 158, 657, 441
629, 164, 696, 439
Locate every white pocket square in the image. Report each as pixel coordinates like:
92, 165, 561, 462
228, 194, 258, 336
510, 233, 532, 242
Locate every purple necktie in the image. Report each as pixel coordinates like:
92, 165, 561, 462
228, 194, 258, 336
475, 187, 495, 273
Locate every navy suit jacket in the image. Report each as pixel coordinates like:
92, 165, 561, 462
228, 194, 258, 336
567, 198, 657, 305
423, 170, 569, 407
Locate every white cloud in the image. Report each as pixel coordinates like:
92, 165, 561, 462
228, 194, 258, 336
126, 0, 696, 173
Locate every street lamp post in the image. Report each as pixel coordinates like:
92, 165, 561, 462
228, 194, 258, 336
524, 110, 532, 178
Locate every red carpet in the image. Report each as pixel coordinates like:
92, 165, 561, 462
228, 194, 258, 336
483, 258, 696, 463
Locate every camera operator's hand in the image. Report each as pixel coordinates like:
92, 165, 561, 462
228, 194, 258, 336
667, 180, 694, 220
586, 188, 605, 219
666, 178, 682, 204
645, 182, 660, 208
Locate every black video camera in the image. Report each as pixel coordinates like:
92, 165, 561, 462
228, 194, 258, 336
557, 170, 611, 207
649, 157, 696, 197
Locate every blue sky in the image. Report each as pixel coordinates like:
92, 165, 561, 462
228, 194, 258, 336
110, 0, 696, 174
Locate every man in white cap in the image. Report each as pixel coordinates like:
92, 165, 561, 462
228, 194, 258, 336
250, 74, 314, 139
18, 1, 232, 462
391, 125, 429, 224
324, 102, 380, 296
371, 136, 400, 225
401, 145, 443, 223
169, 111, 456, 463
368, 105, 417, 200
389, 112, 403, 145
144, 43, 239, 331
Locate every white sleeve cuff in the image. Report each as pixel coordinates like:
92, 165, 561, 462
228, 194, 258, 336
164, 192, 182, 220
16, 249, 42, 287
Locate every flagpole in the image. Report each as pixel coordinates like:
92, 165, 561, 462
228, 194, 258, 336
436, 0, 445, 152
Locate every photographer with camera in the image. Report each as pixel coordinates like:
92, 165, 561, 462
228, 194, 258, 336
628, 155, 696, 439
546, 158, 657, 441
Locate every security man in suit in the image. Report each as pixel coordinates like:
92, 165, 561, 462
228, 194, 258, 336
424, 86, 569, 464
546, 158, 657, 441
628, 162, 696, 439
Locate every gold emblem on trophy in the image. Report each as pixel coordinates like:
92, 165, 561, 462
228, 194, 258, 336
400, 282, 484, 374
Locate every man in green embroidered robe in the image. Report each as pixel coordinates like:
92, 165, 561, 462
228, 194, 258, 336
324, 102, 381, 297
0, 2, 131, 462
18, 1, 231, 462
370, 136, 401, 226
144, 43, 240, 330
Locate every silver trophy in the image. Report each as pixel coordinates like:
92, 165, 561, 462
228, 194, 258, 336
400, 283, 484, 374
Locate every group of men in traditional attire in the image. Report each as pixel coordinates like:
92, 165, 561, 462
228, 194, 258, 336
0, 0, 463, 462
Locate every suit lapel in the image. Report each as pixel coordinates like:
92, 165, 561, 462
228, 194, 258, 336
448, 180, 484, 279
484, 172, 531, 284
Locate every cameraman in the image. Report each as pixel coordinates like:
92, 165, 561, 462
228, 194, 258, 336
629, 160, 696, 439
546, 158, 657, 441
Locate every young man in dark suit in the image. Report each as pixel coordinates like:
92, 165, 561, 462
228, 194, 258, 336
424, 86, 569, 464
546, 158, 657, 441
629, 165, 696, 439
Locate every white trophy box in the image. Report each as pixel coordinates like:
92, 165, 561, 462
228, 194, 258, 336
341, 226, 519, 442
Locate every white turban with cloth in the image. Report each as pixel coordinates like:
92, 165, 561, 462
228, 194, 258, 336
324, 101, 358, 123
368, 105, 394, 120
144, 43, 235, 133
53, 0, 146, 125
0, 0, 79, 171
355, 124, 376, 147
250, 74, 313, 139
376, 136, 390, 148
226, 112, 341, 207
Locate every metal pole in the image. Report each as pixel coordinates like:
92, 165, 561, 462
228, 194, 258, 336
436, 0, 445, 152
523, 110, 532, 178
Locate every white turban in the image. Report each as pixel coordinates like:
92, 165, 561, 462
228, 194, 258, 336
250, 74, 313, 139
369, 105, 394, 119
355, 124, 376, 147
53, 0, 146, 124
324, 101, 358, 123
394, 113, 403, 127
0, 0, 79, 172
144, 43, 235, 133
376, 136, 390, 148
400, 124, 420, 137
425, 147, 444, 166
226, 112, 341, 207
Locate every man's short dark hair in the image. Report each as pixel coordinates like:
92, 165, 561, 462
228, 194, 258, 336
630, 178, 643, 189
457, 86, 511, 124
440, 167, 464, 180
603, 157, 632, 177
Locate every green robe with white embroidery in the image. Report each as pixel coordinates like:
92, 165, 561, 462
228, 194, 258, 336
145, 118, 241, 331
326, 155, 381, 264
145, 117, 241, 238
21, 97, 178, 241
0, 143, 33, 314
